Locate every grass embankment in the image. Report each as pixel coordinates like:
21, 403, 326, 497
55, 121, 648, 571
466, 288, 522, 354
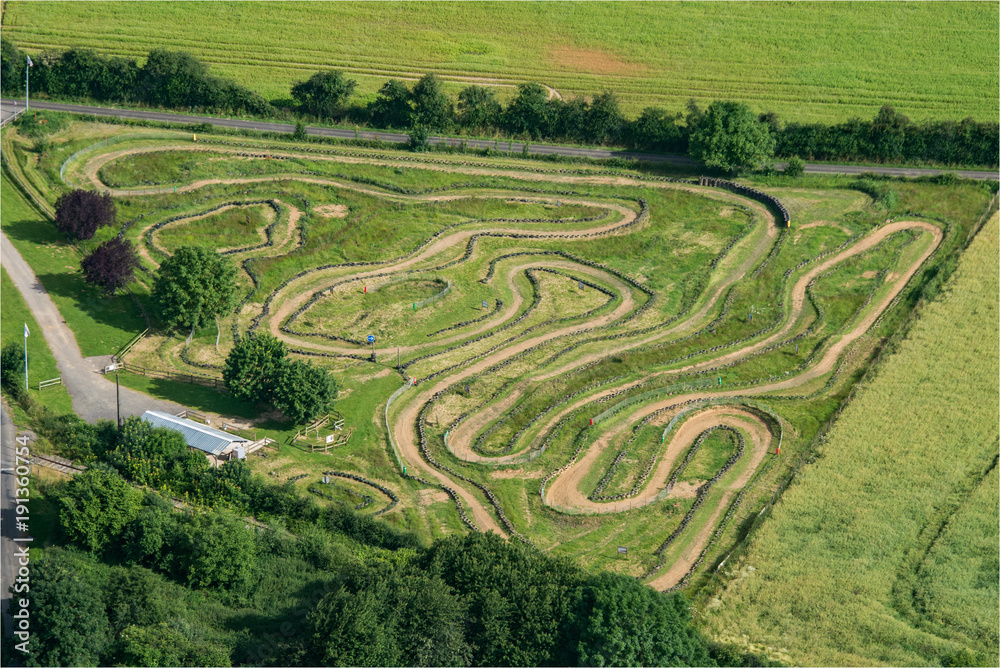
5, 2, 996, 123
701, 213, 1000, 666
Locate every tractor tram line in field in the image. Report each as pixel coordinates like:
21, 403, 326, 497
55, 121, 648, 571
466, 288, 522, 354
58, 130, 948, 588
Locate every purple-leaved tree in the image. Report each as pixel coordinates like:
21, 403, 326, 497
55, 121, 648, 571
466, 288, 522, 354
55, 189, 116, 240
81, 237, 141, 295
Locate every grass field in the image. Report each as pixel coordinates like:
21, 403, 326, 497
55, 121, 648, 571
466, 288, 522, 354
2, 114, 995, 642
700, 212, 999, 666
2, 2, 997, 124
0, 268, 74, 416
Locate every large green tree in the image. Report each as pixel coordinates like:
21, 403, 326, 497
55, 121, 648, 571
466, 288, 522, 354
572, 573, 716, 667
421, 531, 582, 666
291, 69, 357, 120
411, 73, 453, 131
153, 246, 238, 331
57, 467, 143, 553
174, 513, 258, 601
307, 562, 470, 667
223, 332, 287, 405
272, 359, 338, 424
688, 100, 776, 173
504, 82, 551, 139
457, 85, 501, 130
586, 91, 626, 144
23, 551, 111, 667
369, 79, 412, 129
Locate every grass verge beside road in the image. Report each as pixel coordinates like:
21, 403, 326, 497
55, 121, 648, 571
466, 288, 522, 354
0, 267, 74, 415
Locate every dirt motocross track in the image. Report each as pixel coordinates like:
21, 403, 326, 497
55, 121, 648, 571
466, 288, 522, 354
80, 140, 944, 587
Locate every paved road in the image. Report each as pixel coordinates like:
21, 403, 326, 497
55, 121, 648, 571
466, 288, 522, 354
3, 99, 996, 180
1, 403, 21, 653
1, 231, 186, 423
0, 101, 23, 127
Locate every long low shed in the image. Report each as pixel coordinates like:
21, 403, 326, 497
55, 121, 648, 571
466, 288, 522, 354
141, 410, 257, 466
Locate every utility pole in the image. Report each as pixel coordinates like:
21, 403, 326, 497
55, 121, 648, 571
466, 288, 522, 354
23, 323, 29, 391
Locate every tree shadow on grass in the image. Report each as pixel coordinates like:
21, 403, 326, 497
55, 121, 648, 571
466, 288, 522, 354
36, 271, 146, 335
130, 375, 292, 432
2, 216, 64, 247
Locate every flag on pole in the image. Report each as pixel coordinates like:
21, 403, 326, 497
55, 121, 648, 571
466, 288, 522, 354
24, 323, 29, 337
26, 55, 33, 68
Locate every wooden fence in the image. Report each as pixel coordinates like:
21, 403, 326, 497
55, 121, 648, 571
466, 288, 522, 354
119, 361, 226, 391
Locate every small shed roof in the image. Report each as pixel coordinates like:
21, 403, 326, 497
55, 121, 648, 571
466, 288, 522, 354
141, 410, 248, 456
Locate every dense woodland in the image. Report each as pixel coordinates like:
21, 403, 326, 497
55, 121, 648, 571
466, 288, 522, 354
2, 40, 996, 168
1, 407, 722, 667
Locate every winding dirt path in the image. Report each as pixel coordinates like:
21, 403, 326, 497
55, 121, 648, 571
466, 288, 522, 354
265, 197, 639, 354
545, 408, 772, 513
137, 199, 301, 268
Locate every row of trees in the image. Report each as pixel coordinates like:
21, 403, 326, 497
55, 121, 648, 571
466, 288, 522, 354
1, 39, 272, 116
289, 70, 997, 168
291, 70, 687, 151
5, 35, 993, 169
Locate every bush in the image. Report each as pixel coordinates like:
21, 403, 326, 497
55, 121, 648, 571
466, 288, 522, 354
272, 359, 338, 425
784, 155, 806, 178
57, 467, 143, 553
0, 342, 24, 388
407, 124, 429, 152
291, 69, 356, 120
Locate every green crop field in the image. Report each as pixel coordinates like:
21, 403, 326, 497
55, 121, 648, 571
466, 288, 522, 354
700, 212, 999, 666
2, 1, 997, 124
2, 111, 996, 661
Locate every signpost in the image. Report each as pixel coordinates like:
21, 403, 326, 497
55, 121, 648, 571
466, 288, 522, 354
482, 300, 488, 309
325, 434, 336, 445
367, 335, 375, 362
617, 546, 627, 558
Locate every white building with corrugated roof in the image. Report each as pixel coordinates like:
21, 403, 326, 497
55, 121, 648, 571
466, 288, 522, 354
141, 410, 252, 467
